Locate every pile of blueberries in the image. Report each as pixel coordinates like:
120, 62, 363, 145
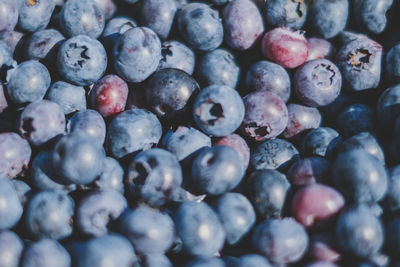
2, 0, 400, 266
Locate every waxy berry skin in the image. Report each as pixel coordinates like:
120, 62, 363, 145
90, 74, 129, 118
294, 59, 342, 107
261, 27, 308, 69
223, 0, 265, 51
214, 134, 250, 169
245, 60, 291, 102
0, 0, 18, 37
291, 183, 345, 228
0, 132, 31, 180
263, 0, 307, 30
283, 104, 322, 139
241, 91, 288, 142
307, 38, 336, 61
335, 38, 383, 92
113, 27, 161, 83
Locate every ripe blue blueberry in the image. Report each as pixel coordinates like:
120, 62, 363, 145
159, 40, 195, 75
25, 190, 74, 240
193, 85, 245, 137
46, 81, 87, 115
0, 132, 31, 179
18, 0, 55, 32
6, 60, 51, 104
113, 27, 161, 83
57, 35, 107, 86
177, 3, 223, 51
106, 109, 162, 159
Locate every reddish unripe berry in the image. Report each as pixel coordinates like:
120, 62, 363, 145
91, 75, 129, 117
307, 37, 336, 61
291, 183, 345, 227
261, 27, 308, 69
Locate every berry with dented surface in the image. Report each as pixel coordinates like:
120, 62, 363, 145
241, 91, 288, 142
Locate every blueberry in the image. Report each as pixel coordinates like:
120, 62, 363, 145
6, 60, 51, 104
301, 127, 341, 158
101, 16, 137, 53
127, 148, 182, 206
241, 91, 288, 141
52, 133, 105, 185
385, 43, 400, 84
46, 81, 87, 115
383, 165, 400, 212
287, 157, 332, 186
141, 254, 173, 267
159, 40, 195, 75
24, 29, 65, 62
76, 234, 136, 267
247, 169, 290, 218
146, 68, 200, 120
177, 3, 223, 51
67, 109, 106, 145
335, 38, 383, 91
140, 0, 177, 40
291, 183, 345, 228
57, 35, 107, 86
30, 151, 76, 191
294, 59, 342, 107
307, 37, 336, 61
195, 48, 241, 89
214, 134, 250, 170
90, 74, 129, 118
192, 146, 245, 195
185, 257, 225, 267
353, 0, 393, 34
77, 190, 127, 236
93, 0, 117, 20
59, 0, 105, 39
18, 0, 55, 32
193, 85, 244, 137
332, 149, 388, 204
113, 27, 161, 83
223, 0, 265, 50
19, 100, 66, 146
252, 218, 309, 263
334, 132, 385, 163
245, 60, 291, 102
250, 138, 300, 171
0, 39, 16, 69
120, 205, 175, 254
11, 179, 32, 206
0, 0, 18, 37
25, 190, 74, 240
234, 254, 272, 267
94, 157, 124, 193
335, 104, 376, 138
0, 30, 25, 55
106, 109, 162, 158
377, 84, 400, 130
0, 179, 22, 230
0, 132, 31, 179
161, 126, 211, 161
261, 27, 308, 69
0, 230, 23, 267
212, 192, 256, 245
283, 103, 322, 139
335, 205, 383, 258
174, 201, 225, 256
21, 239, 71, 267
307, 0, 349, 39
308, 233, 341, 262
263, 0, 307, 29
